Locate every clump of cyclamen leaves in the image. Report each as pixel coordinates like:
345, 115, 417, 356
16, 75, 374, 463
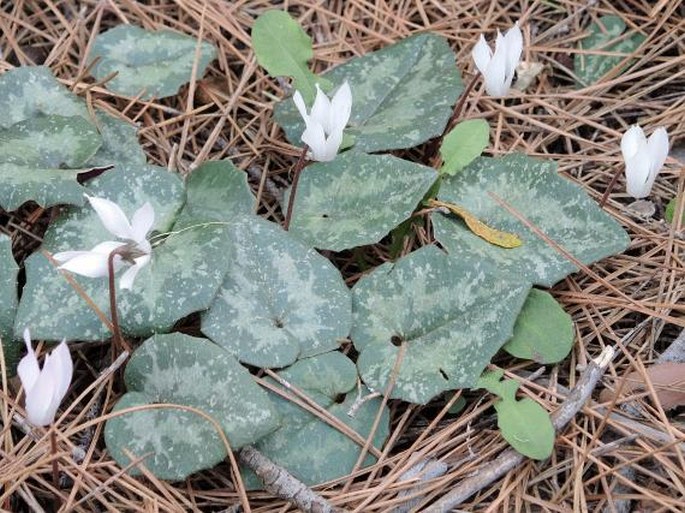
1, 10, 635, 485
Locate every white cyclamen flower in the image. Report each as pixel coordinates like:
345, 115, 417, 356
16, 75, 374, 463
53, 195, 154, 290
17, 329, 73, 427
621, 125, 669, 199
472, 22, 523, 97
293, 82, 352, 162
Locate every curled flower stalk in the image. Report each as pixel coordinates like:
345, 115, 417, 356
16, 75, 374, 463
621, 125, 669, 199
472, 22, 523, 97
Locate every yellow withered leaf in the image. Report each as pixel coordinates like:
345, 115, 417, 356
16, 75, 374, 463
428, 199, 522, 249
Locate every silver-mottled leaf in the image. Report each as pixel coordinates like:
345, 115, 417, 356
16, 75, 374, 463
288, 152, 437, 251
173, 160, 254, 229
432, 154, 630, 287
0, 66, 88, 127
0, 115, 101, 168
242, 352, 389, 488
275, 33, 463, 152
0, 235, 20, 372
89, 112, 146, 166
0, 164, 86, 211
202, 216, 351, 368
105, 333, 279, 480
90, 25, 217, 99
352, 245, 530, 404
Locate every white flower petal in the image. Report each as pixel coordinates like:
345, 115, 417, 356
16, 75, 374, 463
329, 81, 352, 134
621, 125, 646, 161
322, 128, 344, 162
119, 258, 146, 290
86, 195, 134, 240
504, 22, 523, 77
57, 252, 112, 278
472, 35, 492, 75
484, 45, 508, 96
301, 122, 328, 161
310, 84, 332, 131
130, 202, 155, 243
17, 330, 40, 393
48, 342, 73, 402
647, 126, 669, 173
293, 90, 310, 128
625, 151, 653, 199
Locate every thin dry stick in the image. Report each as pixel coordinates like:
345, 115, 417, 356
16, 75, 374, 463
424, 346, 615, 513
239, 445, 346, 513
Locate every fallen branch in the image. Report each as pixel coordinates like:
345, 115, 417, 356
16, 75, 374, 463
424, 346, 615, 513
238, 445, 346, 513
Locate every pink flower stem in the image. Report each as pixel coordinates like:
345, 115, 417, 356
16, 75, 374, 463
107, 249, 131, 355
284, 145, 309, 231
50, 427, 59, 489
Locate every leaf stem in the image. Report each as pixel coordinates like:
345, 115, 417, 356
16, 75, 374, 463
284, 145, 309, 231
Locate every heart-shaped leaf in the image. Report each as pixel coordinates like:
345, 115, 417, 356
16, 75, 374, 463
352, 245, 530, 404
242, 352, 389, 488
477, 370, 554, 460
202, 216, 351, 368
251, 10, 330, 103
89, 25, 217, 99
0, 235, 20, 373
173, 160, 254, 229
574, 15, 645, 87
432, 154, 630, 287
13, 164, 235, 341
439, 119, 489, 175
105, 333, 279, 480
275, 33, 463, 152
503, 289, 574, 364
288, 152, 437, 251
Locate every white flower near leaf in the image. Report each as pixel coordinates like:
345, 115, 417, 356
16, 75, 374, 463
293, 82, 352, 162
472, 22, 523, 97
17, 329, 73, 427
621, 125, 669, 199
53, 195, 154, 290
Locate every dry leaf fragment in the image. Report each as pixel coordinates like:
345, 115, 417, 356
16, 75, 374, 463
600, 362, 685, 410
429, 199, 522, 248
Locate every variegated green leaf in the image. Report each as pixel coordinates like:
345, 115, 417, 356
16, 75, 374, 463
89, 112, 146, 166
352, 245, 530, 404
0, 66, 88, 127
105, 333, 279, 480
0, 115, 101, 167
288, 152, 437, 251
173, 160, 254, 229
0, 235, 20, 373
0, 165, 86, 211
432, 154, 630, 287
439, 119, 489, 175
275, 33, 463, 152
90, 25, 217, 99
242, 352, 389, 488
574, 15, 645, 87
13, 164, 235, 341
202, 216, 351, 368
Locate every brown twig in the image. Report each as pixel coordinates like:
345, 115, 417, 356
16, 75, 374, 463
238, 446, 346, 513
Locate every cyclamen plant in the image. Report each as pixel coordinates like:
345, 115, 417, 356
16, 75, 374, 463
2, 8, 657, 491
